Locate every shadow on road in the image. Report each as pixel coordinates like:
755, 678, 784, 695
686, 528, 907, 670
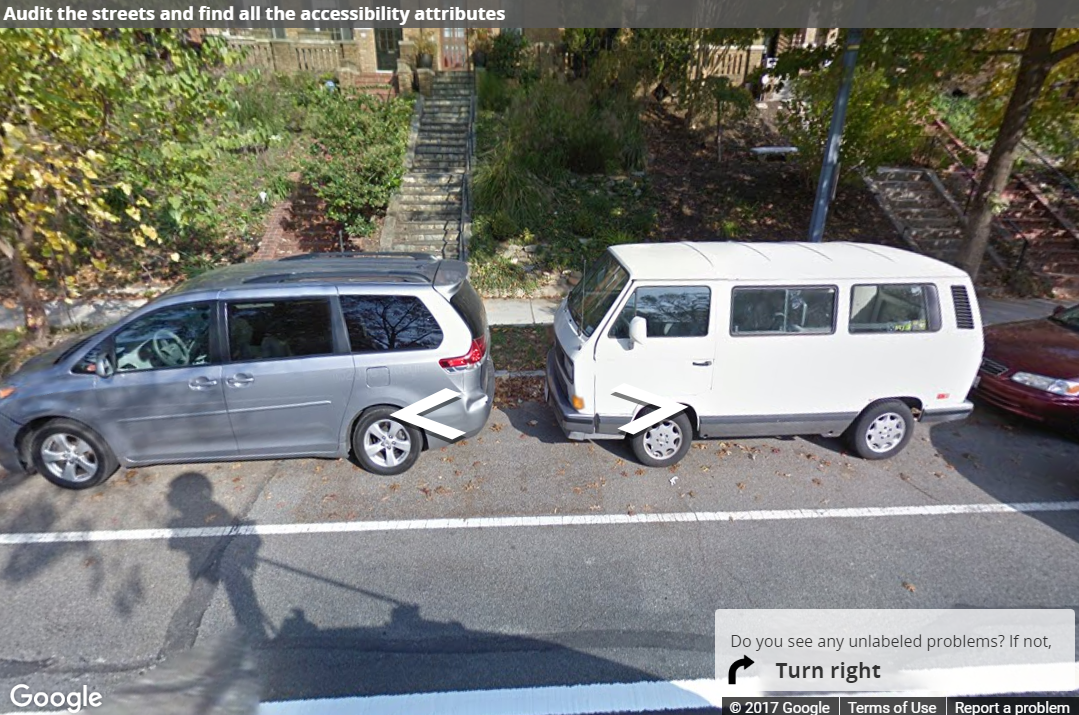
124, 468, 716, 710
930, 402, 1079, 545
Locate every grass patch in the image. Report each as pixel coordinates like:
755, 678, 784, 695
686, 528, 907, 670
490, 325, 550, 372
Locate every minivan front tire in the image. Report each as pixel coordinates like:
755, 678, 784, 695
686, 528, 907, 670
847, 400, 914, 460
630, 407, 693, 468
352, 407, 423, 476
30, 419, 119, 490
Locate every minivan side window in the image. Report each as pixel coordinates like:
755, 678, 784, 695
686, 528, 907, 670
340, 295, 445, 352
610, 286, 711, 339
849, 284, 940, 333
731, 287, 837, 335
227, 299, 334, 361
98, 302, 214, 374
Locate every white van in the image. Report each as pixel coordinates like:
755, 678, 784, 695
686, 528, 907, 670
545, 242, 983, 467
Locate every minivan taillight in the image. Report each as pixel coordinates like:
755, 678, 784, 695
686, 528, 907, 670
439, 335, 487, 370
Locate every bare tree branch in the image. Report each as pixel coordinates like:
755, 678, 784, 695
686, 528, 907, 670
1049, 40, 1079, 65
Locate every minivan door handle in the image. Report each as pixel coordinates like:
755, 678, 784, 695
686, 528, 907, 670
188, 376, 219, 390
692, 360, 713, 367
226, 373, 255, 388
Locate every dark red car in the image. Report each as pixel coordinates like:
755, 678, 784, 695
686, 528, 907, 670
972, 304, 1079, 438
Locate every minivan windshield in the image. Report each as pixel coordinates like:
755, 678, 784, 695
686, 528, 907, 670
566, 250, 629, 338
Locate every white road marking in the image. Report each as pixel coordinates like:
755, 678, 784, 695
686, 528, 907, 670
0, 501, 1076, 546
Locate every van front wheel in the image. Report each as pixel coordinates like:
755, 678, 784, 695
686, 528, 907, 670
630, 408, 693, 468
847, 401, 914, 460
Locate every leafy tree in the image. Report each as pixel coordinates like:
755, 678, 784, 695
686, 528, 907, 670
956, 29, 1079, 279
0, 29, 234, 346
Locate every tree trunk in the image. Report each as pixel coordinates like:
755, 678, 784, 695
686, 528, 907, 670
957, 29, 1056, 281
10, 220, 49, 346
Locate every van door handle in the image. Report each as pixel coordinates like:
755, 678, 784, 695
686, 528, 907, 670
226, 373, 255, 387
188, 376, 219, 390
692, 360, 713, 367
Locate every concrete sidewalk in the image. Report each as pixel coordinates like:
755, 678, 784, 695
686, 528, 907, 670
0, 295, 1066, 331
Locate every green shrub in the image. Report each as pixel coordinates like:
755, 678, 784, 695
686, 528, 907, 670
300, 91, 413, 236
489, 211, 519, 241
478, 71, 516, 112
472, 148, 550, 226
571, 209, 598, 237
488, 31, 529, 79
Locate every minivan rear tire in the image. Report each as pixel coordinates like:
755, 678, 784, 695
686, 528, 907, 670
30, 419, 119, 490
847, 400, 914, 460
630, 407, 693, 468
352, 407, 423, 476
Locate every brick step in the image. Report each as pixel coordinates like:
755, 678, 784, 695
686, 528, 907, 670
415, 142, 467, 152
1032, 260, 1079, 274
908, 226, 963, 240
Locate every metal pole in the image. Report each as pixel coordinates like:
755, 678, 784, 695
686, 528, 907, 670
808, 28, 862, 243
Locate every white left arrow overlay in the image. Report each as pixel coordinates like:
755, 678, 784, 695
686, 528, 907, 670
391, 389, 466, 441
612, 383, 687, 436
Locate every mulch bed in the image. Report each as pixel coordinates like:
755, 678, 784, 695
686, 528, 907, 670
644, 104, 905, 247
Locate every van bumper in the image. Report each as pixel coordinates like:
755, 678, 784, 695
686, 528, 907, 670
545, 349, 622, 441
920, 401, 974, 424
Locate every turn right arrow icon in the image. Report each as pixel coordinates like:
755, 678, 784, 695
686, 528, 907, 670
611, 384, 687, 435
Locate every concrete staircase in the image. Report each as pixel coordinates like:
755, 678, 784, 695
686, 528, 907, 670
865, 168, 970, 264
384, 72, 473, 259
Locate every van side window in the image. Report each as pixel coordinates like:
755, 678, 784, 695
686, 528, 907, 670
227, 299, 334, 361
610, 286, 711, 339
730, 287, 836, 335
110, 302, 215, 373
340, 295, 444, 352
849, 284, 940, 334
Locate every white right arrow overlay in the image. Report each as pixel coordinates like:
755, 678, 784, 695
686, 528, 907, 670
611, 384, 687, 436
391, 389, 466, 441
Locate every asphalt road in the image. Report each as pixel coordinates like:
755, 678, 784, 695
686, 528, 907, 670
0, 393, 1077, 713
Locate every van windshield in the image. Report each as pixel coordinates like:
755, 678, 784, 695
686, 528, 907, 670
566, 251, 629, 338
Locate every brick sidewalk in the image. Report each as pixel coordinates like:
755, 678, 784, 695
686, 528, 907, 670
252, 174, 378, 261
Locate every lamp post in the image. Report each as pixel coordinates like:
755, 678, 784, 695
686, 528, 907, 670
807, 28, 863, 243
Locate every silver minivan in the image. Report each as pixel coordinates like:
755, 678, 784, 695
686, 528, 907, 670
0, 253, 494, 489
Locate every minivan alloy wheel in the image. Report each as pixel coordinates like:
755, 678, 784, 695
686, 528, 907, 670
39, 433, 98, 483
864, 412, 906, 453
363, 419, 413, 469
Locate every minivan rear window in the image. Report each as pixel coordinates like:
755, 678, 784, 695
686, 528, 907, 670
450, 282, 487, 340
340, 295, 444, 352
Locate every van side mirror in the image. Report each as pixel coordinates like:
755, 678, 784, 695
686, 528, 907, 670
629, 316, 648, 346
1053, 305, 1066, 316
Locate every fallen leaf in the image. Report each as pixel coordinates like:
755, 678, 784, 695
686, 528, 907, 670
527, 419, 538, 427
811, 477, 823, 486
902, 581, 917, 593
490, 423, 503, 432
635, 468, 645, 476
736, 481, 746, 490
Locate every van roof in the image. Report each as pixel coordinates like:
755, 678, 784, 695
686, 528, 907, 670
607, 242, 971, 282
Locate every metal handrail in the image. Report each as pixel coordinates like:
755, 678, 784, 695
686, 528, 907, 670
925, 131, 1031, 282
459, 74, 476, 261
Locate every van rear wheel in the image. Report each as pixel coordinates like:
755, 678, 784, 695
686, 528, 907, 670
847, 400, 914, 460
630, 408, 693, 468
